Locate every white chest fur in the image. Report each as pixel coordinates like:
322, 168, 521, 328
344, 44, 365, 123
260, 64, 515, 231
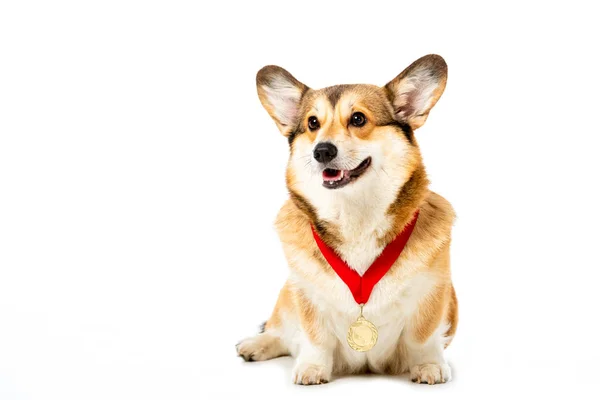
316, 187, 396, 276
291, 251, 437, 369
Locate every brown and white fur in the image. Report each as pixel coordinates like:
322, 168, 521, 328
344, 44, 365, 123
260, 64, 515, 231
237, 55, 457, 385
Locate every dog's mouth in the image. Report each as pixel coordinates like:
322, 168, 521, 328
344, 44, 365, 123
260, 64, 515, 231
322, 157, 371, 189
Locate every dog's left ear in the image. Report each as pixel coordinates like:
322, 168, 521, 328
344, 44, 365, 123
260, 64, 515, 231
384, 54, 447, 130
256, 65, 309, 136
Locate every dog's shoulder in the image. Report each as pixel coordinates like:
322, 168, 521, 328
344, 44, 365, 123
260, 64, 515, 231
274, 198, 336, 277
409, 191, 456, 259
274, 198, 313, 249
420, 191, 456, 233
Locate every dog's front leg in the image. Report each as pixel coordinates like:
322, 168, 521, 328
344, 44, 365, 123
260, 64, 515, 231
291, 294, 335, 385
404, 330, 451, 385
403, 286, 453, 384
292, 336, 334, 385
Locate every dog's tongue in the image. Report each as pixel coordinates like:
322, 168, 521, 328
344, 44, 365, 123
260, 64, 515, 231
323, 169, 344, 182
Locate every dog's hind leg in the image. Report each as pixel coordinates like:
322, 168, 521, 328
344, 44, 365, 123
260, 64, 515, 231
236, 330, 288, 362
236, 283, 292, 362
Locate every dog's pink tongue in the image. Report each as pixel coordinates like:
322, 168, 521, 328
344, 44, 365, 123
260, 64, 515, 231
323, 169, 343, 182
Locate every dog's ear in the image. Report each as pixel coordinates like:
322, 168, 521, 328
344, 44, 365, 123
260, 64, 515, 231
256, 65, 309, 136
384, 54, 447, 130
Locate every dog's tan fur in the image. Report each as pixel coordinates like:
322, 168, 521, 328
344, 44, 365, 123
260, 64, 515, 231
237, 55, 457, 385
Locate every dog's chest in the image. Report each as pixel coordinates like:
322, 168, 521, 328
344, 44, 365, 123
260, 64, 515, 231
324, 205, 393, 276
302, 255, 435, 368
335, 232, 385, 276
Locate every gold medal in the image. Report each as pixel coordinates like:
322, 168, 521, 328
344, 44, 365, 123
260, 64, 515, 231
346, 305, 378, 352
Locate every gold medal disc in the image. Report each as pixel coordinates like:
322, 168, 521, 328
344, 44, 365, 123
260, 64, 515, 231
347, 315, 378, 352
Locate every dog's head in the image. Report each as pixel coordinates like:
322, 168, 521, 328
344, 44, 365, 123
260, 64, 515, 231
256, 54, 447, 212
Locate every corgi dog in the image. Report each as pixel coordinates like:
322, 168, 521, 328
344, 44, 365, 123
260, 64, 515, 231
236, 54, 457, 385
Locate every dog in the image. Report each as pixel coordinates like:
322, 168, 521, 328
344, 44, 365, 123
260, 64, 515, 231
236, 54, 457, 385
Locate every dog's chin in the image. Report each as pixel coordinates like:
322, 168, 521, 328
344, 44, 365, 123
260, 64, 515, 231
321, 157, 372, 190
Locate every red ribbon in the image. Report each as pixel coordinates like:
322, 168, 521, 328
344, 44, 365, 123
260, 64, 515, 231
311, 210, 419, 305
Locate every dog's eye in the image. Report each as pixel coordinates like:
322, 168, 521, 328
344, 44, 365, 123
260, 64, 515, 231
308, 116, 320, 131
350, 112, 366, 127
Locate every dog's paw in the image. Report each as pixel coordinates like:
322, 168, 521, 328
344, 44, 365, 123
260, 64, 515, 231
410, 363, 451, 385
236, 334, 285, 362
292, 363, 331, 385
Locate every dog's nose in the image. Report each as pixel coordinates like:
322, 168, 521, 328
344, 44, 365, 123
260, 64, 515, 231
313, 142, 338, 163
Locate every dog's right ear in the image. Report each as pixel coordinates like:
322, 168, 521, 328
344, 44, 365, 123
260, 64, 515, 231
256, 66, 309, 136
384, 54, 447, 130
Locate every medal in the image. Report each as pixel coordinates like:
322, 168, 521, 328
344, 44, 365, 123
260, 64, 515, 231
312, 211, 419, 352
347, 304, 378, 352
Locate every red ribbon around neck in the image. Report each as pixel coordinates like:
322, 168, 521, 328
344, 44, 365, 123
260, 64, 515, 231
311, 210, 419, 305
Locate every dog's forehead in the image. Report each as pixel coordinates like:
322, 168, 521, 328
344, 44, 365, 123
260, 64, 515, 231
300, 84, 393, 123
321, 84, 388, 108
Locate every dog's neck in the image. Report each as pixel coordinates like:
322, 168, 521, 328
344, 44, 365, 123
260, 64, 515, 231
291, 165, 429, 275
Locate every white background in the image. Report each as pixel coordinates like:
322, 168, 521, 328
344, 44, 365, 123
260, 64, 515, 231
1, 1, 599, 399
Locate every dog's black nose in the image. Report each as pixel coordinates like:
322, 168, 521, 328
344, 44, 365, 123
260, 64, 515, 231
313, 142, 338, 163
